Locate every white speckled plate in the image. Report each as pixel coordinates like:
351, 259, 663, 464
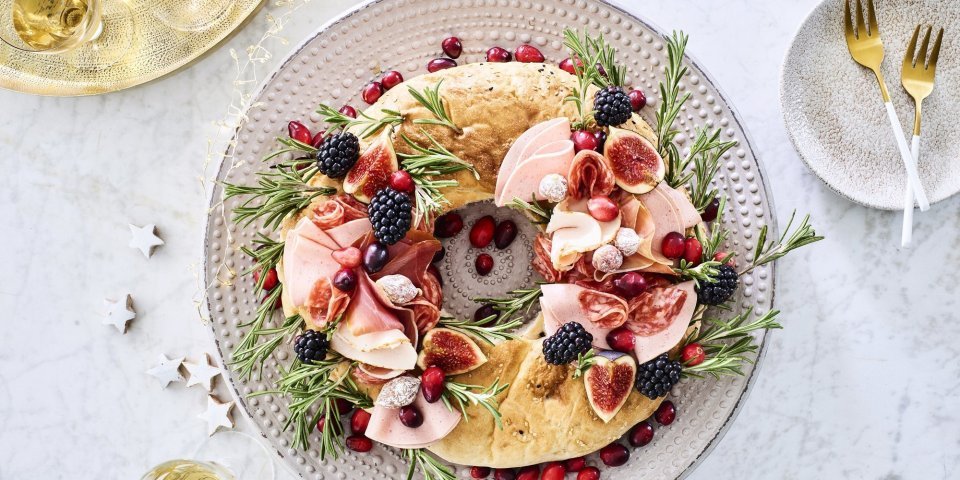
204, 0, 778, 478
781, 0, 960, 210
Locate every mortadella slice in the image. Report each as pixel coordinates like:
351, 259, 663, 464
495, 139, 575, 206
494, 118, 573, 206
365, 391, 462, 449
541, 284, 616, 350
660, 184, 702, 229
638, 184, 686, 265
283, 220, 341, 307
627, 281, 697, 364
291, 216, 340, 251
326, 218, 372, 248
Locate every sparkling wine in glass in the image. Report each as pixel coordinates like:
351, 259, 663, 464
141, 460, 235, 480
141, 431, 275, 480
3, 0, 102, 53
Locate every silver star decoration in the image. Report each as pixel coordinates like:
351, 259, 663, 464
184, 353, 221, 392
103, 295, 136, 333
197, 395, 234, 436
145, 354, 185, 388
128, 223, 164, 258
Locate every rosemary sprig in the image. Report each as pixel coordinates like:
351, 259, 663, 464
239, 234, 285, 292
684, 128, 737, 207
262, 137, 316, 163
562, 29, 606, 128
442, 378, 509, 429
229, 309, 301, 380
573, 349, 598, 379
408, 80, 462, 134
316, 103, 405, 139
695, 196, 729, 262
741, 211, 824, 275
223, 159, 336, 230
474, 284, 544, 323
682, 308, 782, 379
437, 315, 522, 345
674, 259, 721, 288
657, 31, 692, 187
403, 448, 456, 480
398, 130, 478, 225
508, 196, 553, 225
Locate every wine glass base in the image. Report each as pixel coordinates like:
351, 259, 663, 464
191, 431, 276, 480
64, 0, 136, 71
151, 0, 236, 32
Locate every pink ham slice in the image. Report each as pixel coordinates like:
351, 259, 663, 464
541, 284, 623, 350
365, 390, 462, 449
494, 118, 570, 199
326, 218, 372, 248
626, 281, 698, 364
638, 183, 687, 265
660, 184, 701, 229
291, 216, 340, 250
495, 139, 575, 206
283, 218, 342, 307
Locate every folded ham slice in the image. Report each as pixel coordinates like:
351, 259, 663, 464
638, 183, 688, 265
540, 284, 629, 350
326, 218, 372, 248
626, 281, 697, 364
495, 118, 570, 198
365, 390, 462, 449
283, 218, 342, 308
330, 329, 417, 370
494, 118, 575, 206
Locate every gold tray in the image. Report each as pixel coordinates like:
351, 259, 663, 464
0, 0, 264, 96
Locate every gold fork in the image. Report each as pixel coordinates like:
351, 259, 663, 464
843, 0, 930, 211
900, 25, 944, 248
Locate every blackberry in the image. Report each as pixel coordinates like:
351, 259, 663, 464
592, 86, 633, 127
542, 322, 593, 365
635, 353, 681, 399
316, 132, 360, 178
696, 264, 739, 306
294, 330, 329, 364
368, 187, 412, 245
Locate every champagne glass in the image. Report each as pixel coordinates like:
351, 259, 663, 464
141, 431, 276, 480
151, 0, 235, 32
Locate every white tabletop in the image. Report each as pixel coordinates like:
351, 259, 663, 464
2, 0, 958, 478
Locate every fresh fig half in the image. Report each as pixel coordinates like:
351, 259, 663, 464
602, 127, 665, 194
416, 328, 488, 375
584, 354, 637, 423
343, 130, 399, 203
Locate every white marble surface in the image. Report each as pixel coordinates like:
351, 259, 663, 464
1, 0, 958, 479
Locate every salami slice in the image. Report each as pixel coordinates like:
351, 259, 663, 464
567, 150, 616, 200
578, 289, 629, 329
625, 281, 698, 364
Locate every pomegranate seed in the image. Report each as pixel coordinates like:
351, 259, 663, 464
287, 121, 312, 144
335, 398, 354, 415
542, 462, 566, 480
714, 251, 736, 267
427, 264, 443, 287
311, 130, 326, 148
474, 304, 498, 324
253, 268, 279, 291
362, 242, 390, 274
469, 215, 496, 248
421, 365, 445, 403
493, 220, 517, 249
493, 469, 516, 480
598, 443, 629, 467
361, 81, 383, 104
516, 465, 539, 480
351, 409, 371, 434
577, 467, 601, 480
433, 213, 463, 238
332, 247, 362, 268
683, 237, 703, 265
442, 36, 463, 58
660, 232, 686, 259
701, 197, 720, 222
315, 415, 326, 432
613, 272, 650, 298
514, 44, 544, 63
571, 130, 599, 152
333, 268, 357, 292
345, 435, 372, 452
398, 405, 423, 428
681, 343, 706, 366
654, 400, 676, 425
594, 130, 607, 151
432, 246, 445, 263
381, 70, 403, 90
628, 421, 654, 447
565, 457, 586, 472
587, 195, 619, 222
605, 327, 636, 353
427, 58, 457, 72
559, 56, 583, 74
485, 46, 511, 62
470, 466, 492, 479
389, 170, 415, 193
339, 105, 358, 118
628, 89, 647, 111
475, 253, 494, 276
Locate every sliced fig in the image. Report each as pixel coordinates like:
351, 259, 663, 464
603, 127, 665, 194
416, 328, 487, 375
343, 131, 398, 203
584, 354, 637, 423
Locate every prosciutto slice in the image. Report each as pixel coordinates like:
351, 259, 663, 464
353, 364, 405, 385
374, 230, 441, 288
365, 391, 462, 449
342, 272, 405, 336
626, 281, 698, 364
567, 150, 616, 200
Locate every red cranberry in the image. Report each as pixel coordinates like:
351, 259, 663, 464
661, 232, 686, 259
714, 251, 736, 267
361, 81, 384, 104
287, 121, 312, 144
350, 409, 371, 435
339, 105, 357, 118
427, 58, 457, 72
598, 443, 629, 467
475, 253, 494, 276
654, 400, 676, 425
605, 327, 636, 353
421, 365, 445, 403
389, 170, 415, 193
565, 457, 586, 472
362, 242, 390, 274
427, 264, 443, 287
469, 215, 496, 248
596, 63, 607, 78
628, 89, 647, 111
683, 237, 703, 265
432, 246, 445, 263
558, 56, 583, 74
442, 36, 463, 58
345, 435, 373, 452
516, 465, 539, 480
577, 467, 600, 480
335, 398, 353, 415
470, 466, 492, 479
628, 421, 654, 447
398, 405, 423, 428
493, 469, 516, 480
485, 46, 512, 62
701, 197, 720, 222
315, 415, 326, 432
332, 247, 362, 268
433, 212, 464, 238
310, 130, 326, 148
474, 304, 498, 324
541, 462, 566, 480
253, 268, 279, 291
264, 293, 282, 310
493, 220, 517, 249
681, 343, 706, 366
587, 195, 619, 222
571, 130, 599, 152
381, 70, 403, 90
614, 272, 650, 298
594, 130, 607, 151
333, 268, 357, 292
514, 44, 545, 63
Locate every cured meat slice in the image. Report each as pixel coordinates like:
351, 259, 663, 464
567, 150, 616, 200
540, 284, 616, 350
311, 194, 367, 229
342, 272, 405, 336
375, 231, 441, 288
660, 184, 701, 229
354, 364, 405, 385
330, 329, 417, 370
545, 198, 620, 271
494, 117, 570, 201
283, 218, 341, 307
304, 278, 351, 329
578, 289, 628, 328
625, 281, 697, 364
326, 218, 372, 248
638, 183, 686, 266
532, 234, 565, 283
365, 390, 462, 449
495, 139, 575, 206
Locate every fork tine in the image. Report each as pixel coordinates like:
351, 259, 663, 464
844, 0, 854, 37
855, 0, 867, 38
904, 25, 921, 68
928, 28, 944, 71
918, 26, 933, 67
867, 0, 878, 36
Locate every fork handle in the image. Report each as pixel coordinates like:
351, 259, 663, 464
901, 135, 920, 248
884, 102, 930, 211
